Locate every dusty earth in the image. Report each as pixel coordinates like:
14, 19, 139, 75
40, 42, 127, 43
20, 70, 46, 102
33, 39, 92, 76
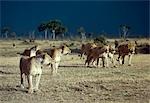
0, 40, 150, 103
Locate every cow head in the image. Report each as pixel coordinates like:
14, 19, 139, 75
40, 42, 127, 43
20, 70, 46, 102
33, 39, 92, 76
128, 42, 136, 54
61, 45, 71, 55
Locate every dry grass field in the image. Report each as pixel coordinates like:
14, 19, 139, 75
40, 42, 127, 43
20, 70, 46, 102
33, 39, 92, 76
0, 39, 150, 103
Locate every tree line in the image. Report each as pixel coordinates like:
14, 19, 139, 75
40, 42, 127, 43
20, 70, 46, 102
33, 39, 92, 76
1, 19, 131, 40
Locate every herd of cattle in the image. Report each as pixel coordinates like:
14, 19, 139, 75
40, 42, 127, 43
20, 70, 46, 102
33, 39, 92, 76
18, 40, 136, 93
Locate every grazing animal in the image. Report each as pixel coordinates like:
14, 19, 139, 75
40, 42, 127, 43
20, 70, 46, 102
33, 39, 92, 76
36, 45, 71, 74
19, 53, 52, 93
116, 42, 136, 66
18, 45, 39, 57
80, 43, 97, 58
107, 45, 116, 67
85, 45, 109, 67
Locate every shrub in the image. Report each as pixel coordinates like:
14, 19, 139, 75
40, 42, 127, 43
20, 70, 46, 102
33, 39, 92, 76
94, 35, 107, 45
136, 43, 150, 54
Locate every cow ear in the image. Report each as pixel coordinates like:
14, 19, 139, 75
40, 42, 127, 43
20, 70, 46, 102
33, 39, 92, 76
61, 45, 65, 49
61, 46, 65, 53
135, 40, 138, 46
43, 53, 47, 59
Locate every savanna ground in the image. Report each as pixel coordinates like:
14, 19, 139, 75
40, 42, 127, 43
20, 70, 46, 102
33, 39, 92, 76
0, 39, 150, 103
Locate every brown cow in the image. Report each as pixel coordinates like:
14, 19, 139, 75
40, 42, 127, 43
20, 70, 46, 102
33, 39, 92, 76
85, 45, 109, 67
80, 43, 97, 59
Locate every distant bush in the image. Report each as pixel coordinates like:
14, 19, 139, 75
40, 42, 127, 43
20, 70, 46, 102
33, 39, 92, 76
94, 35, 107, 45
70, 48, 81, 54
136, 43, 150, 54
20, 39, 37, 45
68, 43, 75, 47
29, 39, 35, 42
22, 40, 30, 44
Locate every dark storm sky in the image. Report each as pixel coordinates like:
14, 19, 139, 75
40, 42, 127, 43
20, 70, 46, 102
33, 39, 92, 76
1, 0, 149, 37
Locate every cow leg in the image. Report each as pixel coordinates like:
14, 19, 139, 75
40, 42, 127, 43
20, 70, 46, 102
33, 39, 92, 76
85, 56, 90, 66
108, 53, 116, 67
55, 62, 59, 74
91, 58, 97, 67
27, 75, 30, 89
102, 57, 105, 67
112, 58, 116, 67
20, 73, 24, 89
117, 54, 120, 61
105, 56, 109, 67
96, 58, 100, 67
128, 54, 133, 66
118, 53, 123, 65
91, 59, 94, 65
119, 55, 123, 65
111, 55, 116, 67
122, 55, 125, 65
51, 62, 59, 75
35, 74, 41, 92
102, 53, 109, 67
51, 63, 56, 75
88, 56, 93, 67
85, 57, 92, 67
50, 64, 54, 75
85, 59, 88, 66
28, 75, 33, 93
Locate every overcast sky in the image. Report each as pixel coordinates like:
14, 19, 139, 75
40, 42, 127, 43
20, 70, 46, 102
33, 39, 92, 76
1, 0, 149, 37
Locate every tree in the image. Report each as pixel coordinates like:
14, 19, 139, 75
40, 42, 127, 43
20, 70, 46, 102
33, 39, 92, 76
119, 24, 131, 40
10, 32, 17, 39
55, 25, 68, 39
94, 35, 107, 45
47, 20, 62, 40
87, 32, 93, 39
38, 23, 48, 39
1, 27, 10, 39
77, 27, 86, 41
29, 30, 35, 40
38, 19, 67, 40
46, 20, 67, 40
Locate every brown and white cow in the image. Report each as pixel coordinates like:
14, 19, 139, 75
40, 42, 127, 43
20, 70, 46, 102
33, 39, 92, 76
19, 53, 52, 93
18, 45, 40, 57
107, 45, 116, 67
116, 41, 136, 66
36, 45, 71, 74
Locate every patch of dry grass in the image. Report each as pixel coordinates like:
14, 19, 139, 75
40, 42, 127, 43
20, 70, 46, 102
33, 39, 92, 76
0, 40, 150, 103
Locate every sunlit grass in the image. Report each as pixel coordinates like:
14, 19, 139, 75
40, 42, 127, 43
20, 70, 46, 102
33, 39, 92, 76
0, 39, 150, 103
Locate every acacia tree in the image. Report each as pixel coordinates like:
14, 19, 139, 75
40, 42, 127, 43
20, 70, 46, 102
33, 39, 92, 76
38, 20, 67, 40
10, 32, 17, 39
77, 27, 86, 41
29, 30, 35, 40
47, 20, 62, 40
38, 23, 48, 39
47, 20, 67, 40
119, 24, 131, 39
55, 25, 67, 39
1, 27, 10, 39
